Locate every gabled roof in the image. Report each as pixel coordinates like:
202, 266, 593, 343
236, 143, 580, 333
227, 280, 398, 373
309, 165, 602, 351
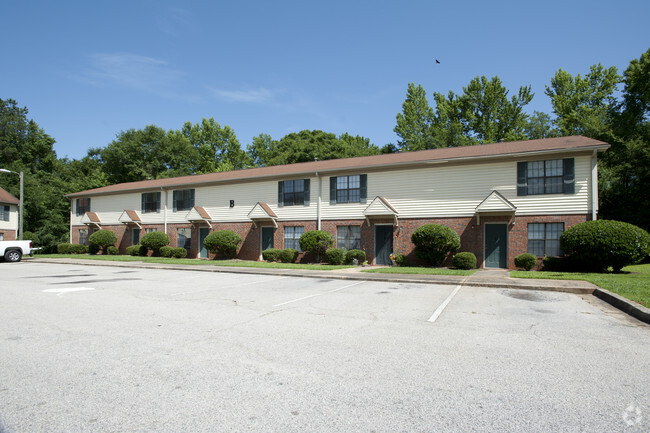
81, 212, 101, 224
364, 196, 399, 216
119, 210, 142, 223
0, 187, 19, 205
186, 206, 212, 221
248, 202, 278, 219
66, 136, 610, 198
475, 191, 517, 213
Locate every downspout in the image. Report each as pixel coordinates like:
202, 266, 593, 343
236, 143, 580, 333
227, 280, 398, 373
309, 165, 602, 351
68, 197, 73, 243
162, 187, 168, 234
591, 150, 598, 221
316, 172, 321, 230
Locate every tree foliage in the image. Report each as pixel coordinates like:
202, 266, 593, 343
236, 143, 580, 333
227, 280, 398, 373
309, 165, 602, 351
394, 83, 435, 151
182, 117, 248, 173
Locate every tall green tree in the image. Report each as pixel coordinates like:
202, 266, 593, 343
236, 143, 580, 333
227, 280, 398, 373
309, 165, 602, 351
181, 118, 247, 173
394, 83, 435, 151
525, 111, 560, 139
545, 64, 620, 137
92, 125, 197, 184
246, 130, 379, 166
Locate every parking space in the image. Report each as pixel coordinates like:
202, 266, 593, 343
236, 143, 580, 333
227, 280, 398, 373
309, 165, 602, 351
1, 262, 649, 433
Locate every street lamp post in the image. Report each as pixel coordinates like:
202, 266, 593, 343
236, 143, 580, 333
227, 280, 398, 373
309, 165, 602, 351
0, 169, 23, 240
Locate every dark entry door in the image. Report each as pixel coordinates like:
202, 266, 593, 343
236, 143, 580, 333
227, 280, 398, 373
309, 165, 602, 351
375, 225, 393, 265
261, 227, 274, 253
199, 228, 210, 258
485, 224, 507, 268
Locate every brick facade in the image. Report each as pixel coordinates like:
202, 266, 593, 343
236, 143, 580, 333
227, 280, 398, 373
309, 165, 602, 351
0, 231, 16, 241
70, 213, 589, 268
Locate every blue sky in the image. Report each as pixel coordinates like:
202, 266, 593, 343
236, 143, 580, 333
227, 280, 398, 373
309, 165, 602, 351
2, 0, 649, 160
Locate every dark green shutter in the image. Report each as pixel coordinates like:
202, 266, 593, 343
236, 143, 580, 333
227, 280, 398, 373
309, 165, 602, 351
2, 205, 8, 221
517, 162, 528, 196
563, 158, 575, 194
330, 177, 337, 205
156, 192, 161, 213
172, 190, 178, 212
278, 181, 284, 207
359, 174, 367, 204
141, 194, 146, 212
303, 179, 310, 206
189, 189, 195, 208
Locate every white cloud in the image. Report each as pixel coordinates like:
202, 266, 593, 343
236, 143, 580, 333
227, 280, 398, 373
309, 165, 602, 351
76, 53, 193, 100
207, 87, 277, 104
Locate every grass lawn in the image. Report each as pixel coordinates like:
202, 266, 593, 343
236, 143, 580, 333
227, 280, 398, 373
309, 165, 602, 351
511, 263, 650, 308
33, 254, 355, 271
362, 267, 476, 276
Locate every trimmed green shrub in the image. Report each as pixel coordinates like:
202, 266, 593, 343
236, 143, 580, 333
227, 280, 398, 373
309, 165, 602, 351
57, 243, 71, 254
452, 252, 477, 270
159, 246, 173, 258
106, 246, 119, 255
88, 243, 100, 255
345, 249, 366, 265
262, 248, 282, 262
172, 247, 187, 258
411, 224, 461, 266
394, 254, 410, 267
542, 256, 571, 272
203, 230, 242, 259
89, 229, 117, 254
560, 220, 650, 272
299, 230, 334, 262
279, 248, 299, 263
514, 253, 537, 271
126, 245, 142, 256
69, 244, 88, 254
140, 231, 170, 256
325, 248, 345, 265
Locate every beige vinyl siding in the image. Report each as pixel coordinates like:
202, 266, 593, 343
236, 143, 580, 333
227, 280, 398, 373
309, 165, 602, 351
0, 204, 18, 231
70, 154, 593, 227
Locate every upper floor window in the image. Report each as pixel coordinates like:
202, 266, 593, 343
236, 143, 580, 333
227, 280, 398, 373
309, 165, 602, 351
0, 205, 9, 222
517, 159, 574, 196
76, 198, 91, 216
330, 174, 367, 204
173, 189, 195, 212
528, 222, 564, 257
141, 192, 161, 213
278, 179, 310, 207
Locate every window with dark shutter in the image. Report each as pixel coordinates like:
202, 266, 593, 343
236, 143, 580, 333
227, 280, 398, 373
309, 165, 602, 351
142, 192, 161, 213
519, 159, 575, 196
331, 175, 365, 204
278, 180, 309, 207
173, 189, 195, 212
76, 198, 91, 216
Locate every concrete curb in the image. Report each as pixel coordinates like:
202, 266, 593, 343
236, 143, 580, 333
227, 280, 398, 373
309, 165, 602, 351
593, 288, 650, 325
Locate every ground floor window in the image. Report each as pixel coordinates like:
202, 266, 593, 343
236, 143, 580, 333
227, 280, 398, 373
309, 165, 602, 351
337, 226, 361, 250
528, 222, 564, 256
145, 228, 157, 234
177, 228, 191, 249
79, 228, 89, 245
284, 226, 304, 250
0, 233, 3, 241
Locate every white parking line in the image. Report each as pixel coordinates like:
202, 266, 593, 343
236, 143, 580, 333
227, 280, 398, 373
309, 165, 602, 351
273, 281, 366, 307
427, 276, 470, 323
42, 287, 95, 296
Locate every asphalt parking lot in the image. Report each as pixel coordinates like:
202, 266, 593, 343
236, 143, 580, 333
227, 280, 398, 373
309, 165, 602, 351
1, 262, 649, 433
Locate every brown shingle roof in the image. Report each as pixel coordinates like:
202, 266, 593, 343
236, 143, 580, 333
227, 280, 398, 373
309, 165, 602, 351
85, 212, 101, 223
258, 202, 278, 219
125, 210, 141, 222
66, 136, 609, 198
0, 187, 19, 205
194, 206, 211, 220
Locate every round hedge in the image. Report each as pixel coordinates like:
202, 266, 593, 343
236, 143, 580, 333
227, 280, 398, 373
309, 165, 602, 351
345, 249, 366, 265
325, 248, 345, 265
411, 224, 461, 266
299, 230, 334, 262
126, 245, 144, 256
89, 230, 117, 253
560, 220, 650, 272
452, 252, 476, 270
203, 230, 242, 259
172, 247, 187, 258
514, 253, 537, 271
106, 245, 119, 255
140, 231, 170, 256
159, 246, 173, 258
262, 248, 282, 262
279, 248, 299, 263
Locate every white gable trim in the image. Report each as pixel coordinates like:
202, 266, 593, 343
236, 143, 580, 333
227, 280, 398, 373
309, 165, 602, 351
475, 191, 517, 225
363, 196, 399, 226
